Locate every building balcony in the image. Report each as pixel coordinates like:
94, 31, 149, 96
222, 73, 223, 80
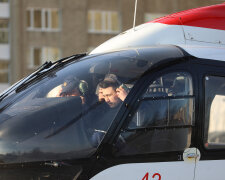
0, 2, 9, 18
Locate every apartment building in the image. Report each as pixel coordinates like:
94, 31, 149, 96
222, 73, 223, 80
0, 0, 222, 92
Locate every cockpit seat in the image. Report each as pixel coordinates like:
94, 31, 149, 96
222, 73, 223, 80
169, 77, 186, 96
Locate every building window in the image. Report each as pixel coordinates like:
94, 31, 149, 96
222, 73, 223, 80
0, 61, 8, 83
144, 13, 167, 22
204, 76, 225, 149
0, 20, 9, 43
29, 47, 61, 68
88, 10, 121, 34
27, 8, 60, 31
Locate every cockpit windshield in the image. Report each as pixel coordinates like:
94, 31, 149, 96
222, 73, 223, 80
0, 47, 184, 163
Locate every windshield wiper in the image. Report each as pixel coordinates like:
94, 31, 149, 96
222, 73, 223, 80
0, 53, 86, 102
0, 61, 53, 102
14, 61, 53, 93
15, 53, 86, 93
52, 53, 86, 66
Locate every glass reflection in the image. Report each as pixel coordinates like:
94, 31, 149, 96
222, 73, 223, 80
0, 50, 150, 163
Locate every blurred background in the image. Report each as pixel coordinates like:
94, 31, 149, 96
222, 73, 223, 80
0, 0, 223, 92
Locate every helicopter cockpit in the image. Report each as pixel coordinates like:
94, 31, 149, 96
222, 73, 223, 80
0, 46, 189, 164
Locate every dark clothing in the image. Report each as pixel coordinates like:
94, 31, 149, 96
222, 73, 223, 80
83, 101, 121, 147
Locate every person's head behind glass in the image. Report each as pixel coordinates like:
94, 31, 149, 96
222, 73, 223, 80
60, 76, 81, 97
59, 76, 88, 104
98, 75, 121, 108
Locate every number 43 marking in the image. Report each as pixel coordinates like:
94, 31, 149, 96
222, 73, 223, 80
142, 172, 161, 180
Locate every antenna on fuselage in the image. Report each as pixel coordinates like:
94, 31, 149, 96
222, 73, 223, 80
133, 0, 138, 31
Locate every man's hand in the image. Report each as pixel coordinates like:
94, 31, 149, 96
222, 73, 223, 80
116, 86, 128, 101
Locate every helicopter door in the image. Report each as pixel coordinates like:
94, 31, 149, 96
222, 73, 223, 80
195, 75, 225, 179
91, 70, 196, 180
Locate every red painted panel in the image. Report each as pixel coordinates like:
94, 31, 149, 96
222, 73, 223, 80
148, 4, 225, 30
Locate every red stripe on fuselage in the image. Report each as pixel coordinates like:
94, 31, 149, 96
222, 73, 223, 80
148, 4, 225, 31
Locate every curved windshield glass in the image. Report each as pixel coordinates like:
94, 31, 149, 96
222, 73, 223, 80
0, 47, 184, 163
0, 50, 151, 163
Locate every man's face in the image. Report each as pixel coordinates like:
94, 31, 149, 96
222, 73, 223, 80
60, 88, 81, 97
101, 87, 121, 108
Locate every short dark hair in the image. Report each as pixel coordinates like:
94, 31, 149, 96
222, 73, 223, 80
98, 80, 119, 91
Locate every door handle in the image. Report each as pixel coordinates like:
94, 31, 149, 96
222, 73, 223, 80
183, 148, 201, 162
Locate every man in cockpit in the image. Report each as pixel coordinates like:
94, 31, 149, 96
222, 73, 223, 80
90, 74, 129, 146
48, 76, 88, 104
97, 74, 128, 107
59, 77, 82, 97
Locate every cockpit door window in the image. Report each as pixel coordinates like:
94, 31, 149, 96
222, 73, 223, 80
204, 75, 225, 149
113, 72, 194, 156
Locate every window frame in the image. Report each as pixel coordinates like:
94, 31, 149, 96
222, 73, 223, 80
88, 10, 121, 34
126, 96, 195, 131
192, 58, 225, 160
203, 74, 225, 150
26, 8, 60, 32
29, 46, 61, 68
123, 69, 195, 130
111, 70, 195, 156
0, 20, 9, 44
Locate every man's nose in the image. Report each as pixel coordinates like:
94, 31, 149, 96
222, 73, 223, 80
105, 97, 109, 102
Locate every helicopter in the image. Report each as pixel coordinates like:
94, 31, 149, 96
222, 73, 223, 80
0, 3, 225, 180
